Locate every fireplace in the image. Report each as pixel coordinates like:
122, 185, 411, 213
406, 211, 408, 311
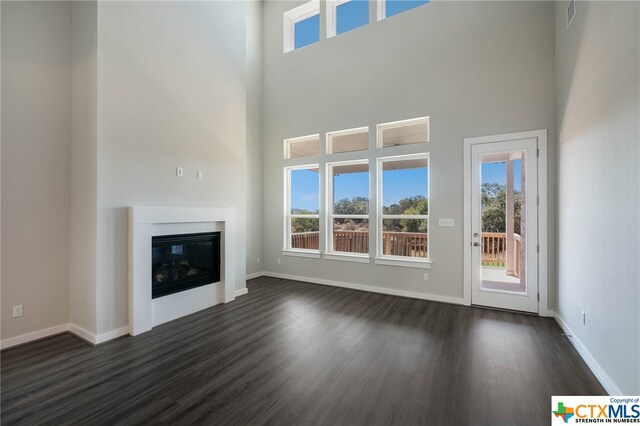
151, 232, 220, 299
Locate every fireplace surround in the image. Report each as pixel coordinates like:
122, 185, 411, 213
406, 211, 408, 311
129, 207, 239, 336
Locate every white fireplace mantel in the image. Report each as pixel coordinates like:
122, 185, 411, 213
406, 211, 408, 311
128, 206, 237, 336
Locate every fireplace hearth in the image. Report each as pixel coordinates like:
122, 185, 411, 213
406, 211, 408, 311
151, 232, 220, 299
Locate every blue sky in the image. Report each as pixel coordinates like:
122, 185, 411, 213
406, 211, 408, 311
386, 0, 429, 18
290, 168, 428, 212
336, 0, 368, 35
294, 15, 319, 49
482, 160, 522, 191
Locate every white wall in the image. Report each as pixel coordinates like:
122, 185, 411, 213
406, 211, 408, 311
262, 1, 556, 305
555, 1, 640, 394
70, 0, 98, 334
246, 0, 264, 277
94, 1, 248, 334
1, 1, 71, 339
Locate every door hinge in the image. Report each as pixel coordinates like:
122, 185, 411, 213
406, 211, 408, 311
537, 148, 540, 157
537, 293, 540, 301
537, 244, 540, 253
536, 195, 539, 205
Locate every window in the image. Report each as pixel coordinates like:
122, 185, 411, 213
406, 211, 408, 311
378, 155, 429, 259
327, 126, 369, 154
286, 166, 320, 252
327, 0, 369, 39
327, 161, 369, 255
283, 117, 430, 266
284, 134, 320, 159
377, 116, 429, 148
284, 1, 320, 53
377, 0, 429, 21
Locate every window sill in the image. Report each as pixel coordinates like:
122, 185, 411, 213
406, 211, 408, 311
282, 250, 321, 259
324, 253, 371, 264
374, 257, 432, 269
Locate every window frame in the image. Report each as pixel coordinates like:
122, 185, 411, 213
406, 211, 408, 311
376, 153, 431, 264
377, 116, 430, 149
326, 159, 371, 258
284, 0, 321, 53
284, 164, 321, 256
326, 126, 370, 154
284, 134, 321, 159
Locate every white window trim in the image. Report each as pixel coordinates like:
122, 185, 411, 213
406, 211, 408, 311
284, 0, 321, 53
284, 133, 320, 160
374, 257, 432, 269
326, 159, 370, 256
326, 0, 348, 39
284, 164, 321, 254
326, 126, 370, 154
324, 253, 371, 263
376, 0, 386, 21
283, 250, 322, 259
376, 153, 430, 262
377, 116, 430, 149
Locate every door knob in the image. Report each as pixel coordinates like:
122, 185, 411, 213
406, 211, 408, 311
473, 242, 481, 247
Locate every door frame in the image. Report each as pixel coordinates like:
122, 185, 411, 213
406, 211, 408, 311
463, 129, 550, 316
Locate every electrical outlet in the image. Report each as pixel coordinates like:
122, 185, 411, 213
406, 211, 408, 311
257, 257, 261, 264
277, 258, 281, 265
581, 311, 586, 325
423, 273, 429, 281
176, 166, 184, 177
12, 305, 23, 318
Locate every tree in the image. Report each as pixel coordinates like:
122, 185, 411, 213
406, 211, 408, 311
291, 209, 318, 233
481, 183, 521, 235
333, 196, 369, 215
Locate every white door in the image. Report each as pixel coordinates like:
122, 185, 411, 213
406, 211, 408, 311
469, 138, 538, 313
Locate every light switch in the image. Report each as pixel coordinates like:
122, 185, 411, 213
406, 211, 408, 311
438, 218, 454, 227
176, 167, 184, 177
197, 170, 203, 180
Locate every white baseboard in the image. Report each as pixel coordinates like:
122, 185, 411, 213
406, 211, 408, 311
68, 323, 96, 345
263, 271, 464, 305
235, 288, 249, 297
1, 323, 131, 349
0, 324, 69, 350
95, 326, 130, 345
553, 312, 622, 395
245, 271, 264, 280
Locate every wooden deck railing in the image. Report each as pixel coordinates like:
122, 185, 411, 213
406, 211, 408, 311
291, 231, 428, 257
383, 232, 428, 257
292, 231, 520, 268
291, 232, 319, 250
481, 232, 521, 270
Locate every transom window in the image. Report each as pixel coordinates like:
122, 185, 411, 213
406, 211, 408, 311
327, 0, 369, 39
284, 1, 320, 53
284, 134, 320, 159
378, 0, 429, 21
327, 126, 369, 154
377, 117, 429, 148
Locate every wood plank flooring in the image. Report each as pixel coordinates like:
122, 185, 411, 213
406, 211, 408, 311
1, 276, 605, 425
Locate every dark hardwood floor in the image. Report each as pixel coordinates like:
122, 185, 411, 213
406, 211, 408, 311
1, 276, 604, 425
